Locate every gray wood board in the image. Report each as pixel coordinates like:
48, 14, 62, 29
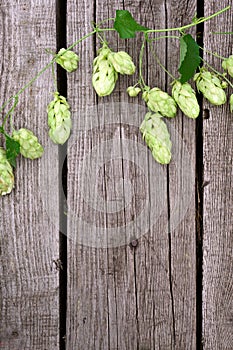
0, 1, 60, 349
202, 1, 233, 349
66, 1, 197, 349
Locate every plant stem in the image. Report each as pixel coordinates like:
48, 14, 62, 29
212, 31, 233, 34
0, 5, 230, 128
149, 35, 180, 41
139, 37, 147, 89
16, 30, 97, 98
0, 29, 97, 126
147, 41, 176, 81
146, 5, 230, 34
199, 46, 226, 60
51, 63, 58, 91
2, 96, 18, 128
201, 58, 233, 89
96, 18, 115, 28
0, 30, 96, 108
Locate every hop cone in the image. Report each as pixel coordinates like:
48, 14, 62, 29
13, 128, 44, 160
172, 81, 200, 119
194, 70, 226, 106
140, 112, 172, 164
108, 51, 136, 75
222, 55, 233, 78
142, 87, 177, 118
56, 48, 79, 73
0, 147, 14, 196
127, 86, 141, 97
47, 92, 71, 144
92, 46, 118, 96
230, 94, 233, 113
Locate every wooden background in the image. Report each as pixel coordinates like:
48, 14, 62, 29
0, 0, 232, 349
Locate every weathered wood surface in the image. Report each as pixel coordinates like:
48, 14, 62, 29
66, 1, 197, 349
0, 1, 232, 349
202, 1, 233, 349
0, 1, 60, 349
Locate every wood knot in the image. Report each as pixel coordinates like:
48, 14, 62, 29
129, 239, 138, 249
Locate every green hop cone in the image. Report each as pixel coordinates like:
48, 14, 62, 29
92, 46, 118, 97
222, 55, 233, 78
0, 147, 14, 196
108, 51, 136, 75
194, 70, 226, 106
230, 94, 233, 113
140, 112, 172, 165
12, 128, 44, 160
47, 92, 72, 145
127, 86, 141, 97
142, 87, 177, 118
56, 48, 79, 73
172, 81, 200, 119
221, 81, 228, 89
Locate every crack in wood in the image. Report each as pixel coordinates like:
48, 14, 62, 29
164, 0, 176, 347
133, 249, 140, 350
56, 1, 68, 350
196, 2, 205, 349
167, 167, 176, 348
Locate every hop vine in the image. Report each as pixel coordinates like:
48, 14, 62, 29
0, 5, 232, 195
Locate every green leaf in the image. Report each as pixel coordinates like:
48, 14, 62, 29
5, 135, 20, 168
179, 36, 187, 65
178, 34, 201, 84
114, 10, 149, 39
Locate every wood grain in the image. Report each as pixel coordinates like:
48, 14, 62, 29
1, 1, 232, 349
166, 2, 197, 348
0, 1, 59, 349
202, 2, 233, 349
66, 1, 197, 349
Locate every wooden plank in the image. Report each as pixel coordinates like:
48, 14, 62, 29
67, 0, 197, 348
202, 2, 233, 349
0, 1, 60, 349
165, 2, 197, 348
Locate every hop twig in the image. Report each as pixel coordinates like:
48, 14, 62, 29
13, 128, 44, 159
108, 51, 136, 75
56, 48, 79, 73
92, 45, 118, 97
222, 55, 233, 78
172, 81, 200, 118
47, 92, 72, 145
127, 86, 141, 97
142, 87, 177, 118
0, 147, 14, 196
194, 70, 226, 105
140, 112, 172, 164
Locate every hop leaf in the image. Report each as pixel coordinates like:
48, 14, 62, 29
108, 51, 136, 75
114, 10, 149, 39
92, 46, 118, 97
0, 147, 14, 196
5, 135, 20, 167
142, 87, 177, 118
56, 48, 79, 73
179, 34, 201, 83
194, 70, 226, 105
12, 128, 44, 160
47, 92, 72, 144
140, 112, 172, 164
